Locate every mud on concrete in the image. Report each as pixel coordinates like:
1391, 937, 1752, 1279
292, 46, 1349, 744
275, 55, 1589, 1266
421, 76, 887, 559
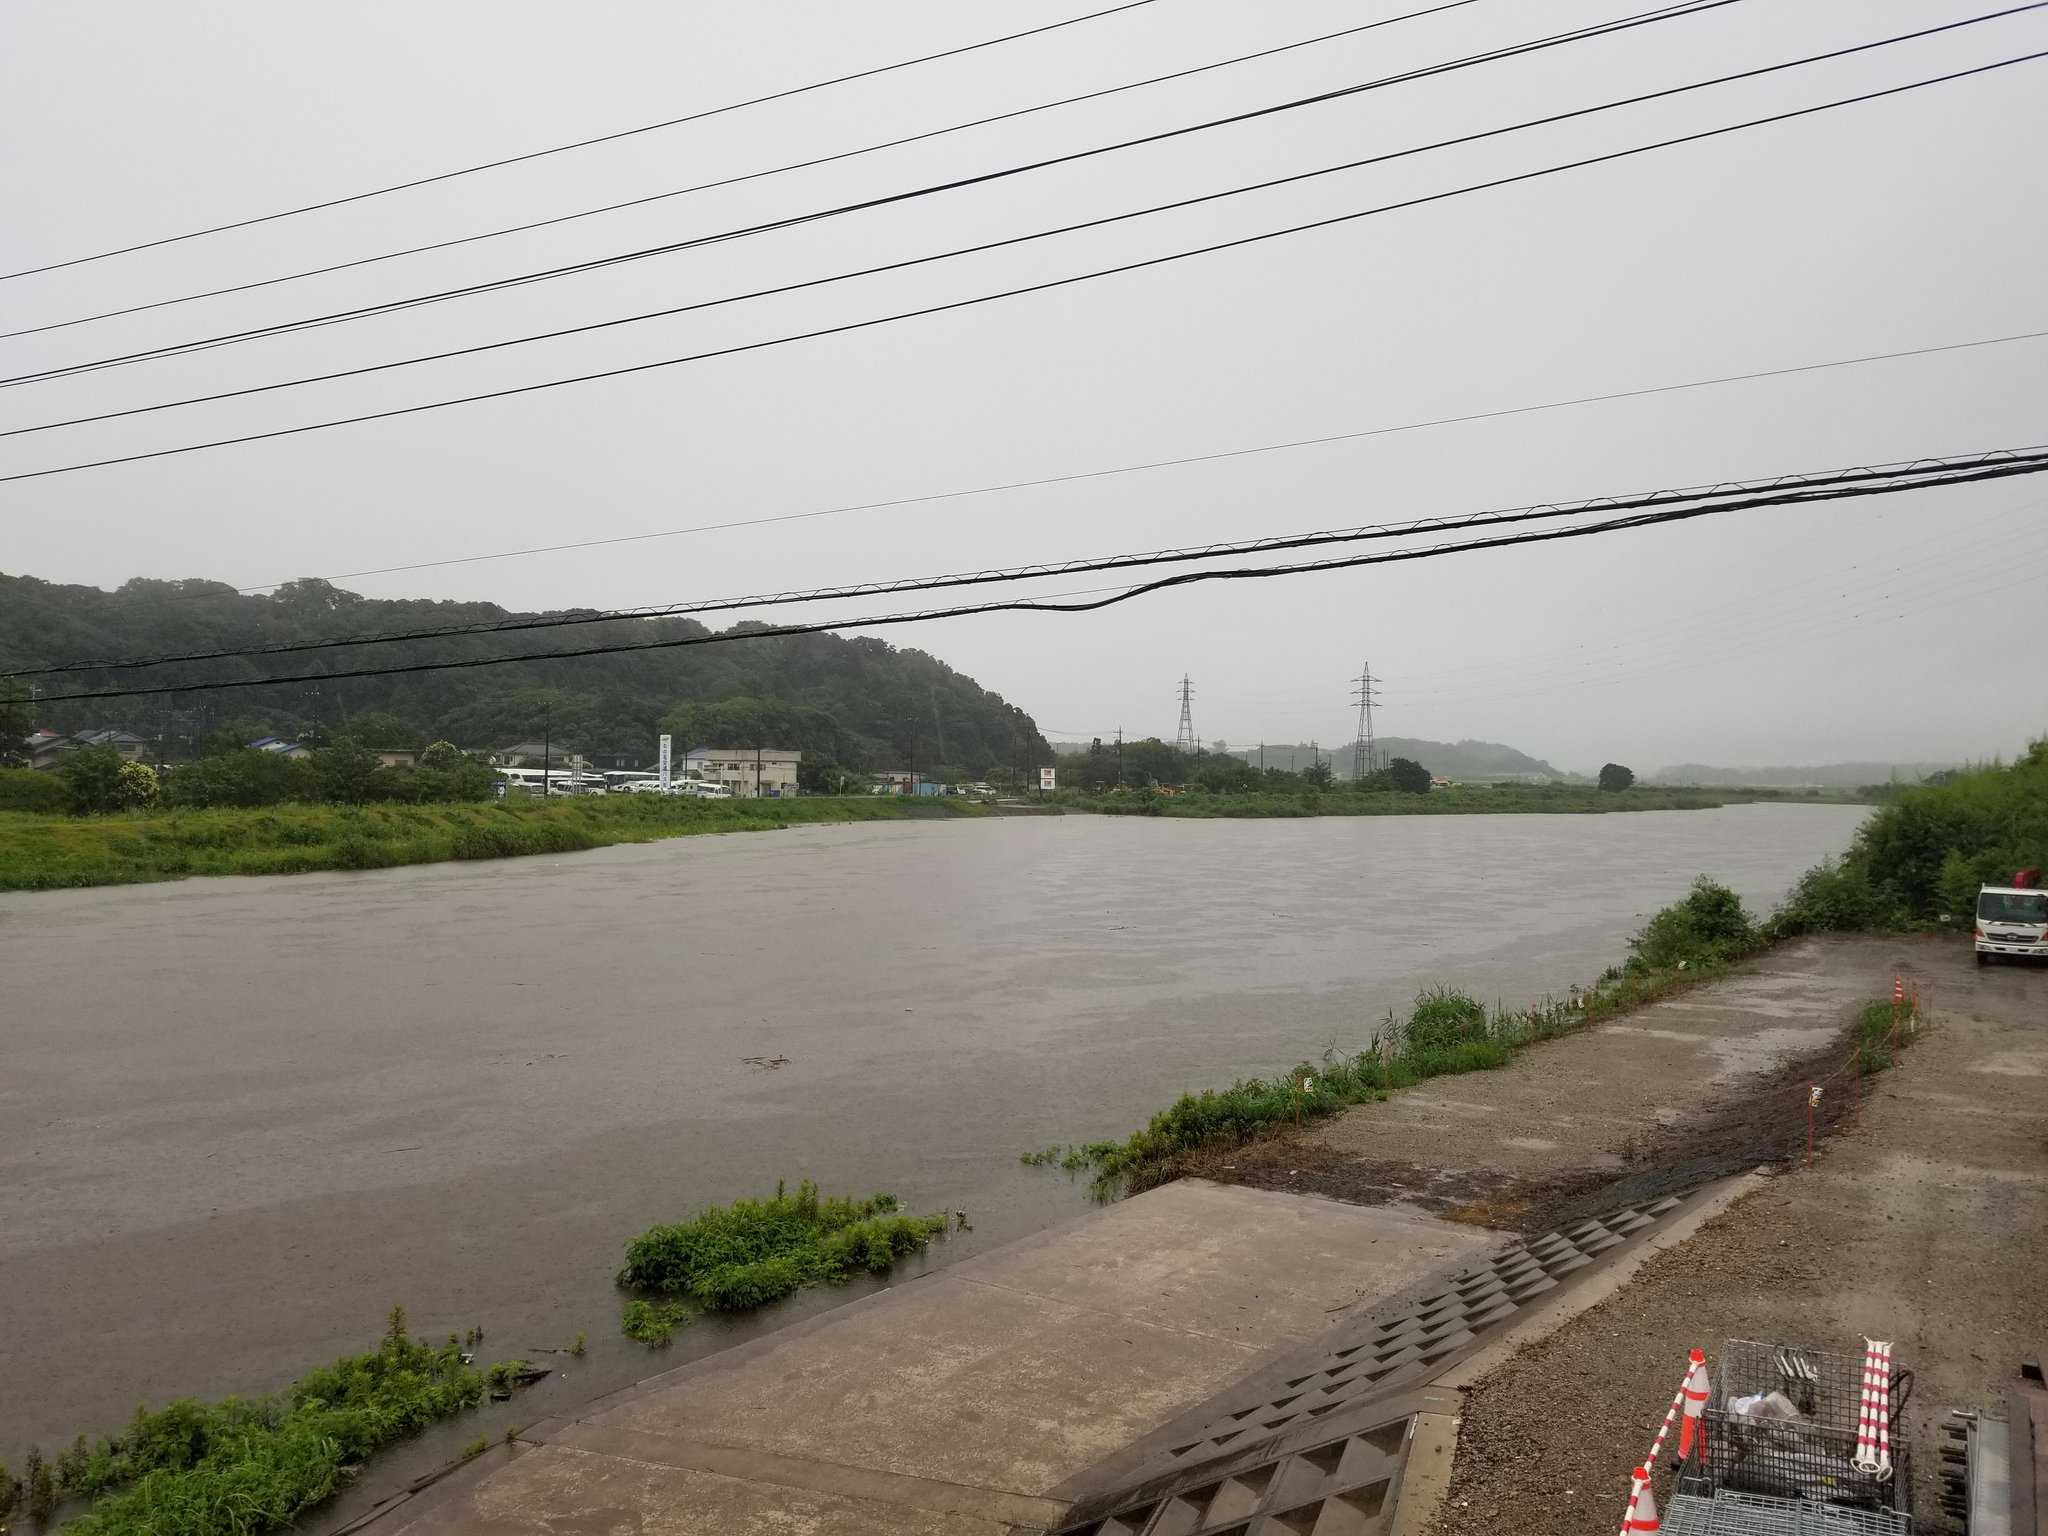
1196, 935, 1909, 1229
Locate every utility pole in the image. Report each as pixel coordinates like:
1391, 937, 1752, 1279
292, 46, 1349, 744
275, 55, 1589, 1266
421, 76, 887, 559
541, 701, 551, 798
928, 684, 946, 765
1351, 662, 1382, 781
1174, 675, 1196, 754
1115, 727, 1124, 787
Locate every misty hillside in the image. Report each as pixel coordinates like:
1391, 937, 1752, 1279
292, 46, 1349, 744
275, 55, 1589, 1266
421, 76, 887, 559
1649, 761, 1959, 788
0, 572, 1048, 776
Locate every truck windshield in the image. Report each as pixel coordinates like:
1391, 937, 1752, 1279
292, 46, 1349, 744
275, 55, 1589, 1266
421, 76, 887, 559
1979, 891, 2048, 923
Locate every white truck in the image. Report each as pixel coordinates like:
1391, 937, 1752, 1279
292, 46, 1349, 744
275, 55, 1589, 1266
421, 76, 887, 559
1975, 881, 2048, 964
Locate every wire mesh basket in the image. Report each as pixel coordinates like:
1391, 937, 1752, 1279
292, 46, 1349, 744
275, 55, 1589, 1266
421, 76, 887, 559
1664, 1490, 1913, 1534
1685, 1340, 1912, 1518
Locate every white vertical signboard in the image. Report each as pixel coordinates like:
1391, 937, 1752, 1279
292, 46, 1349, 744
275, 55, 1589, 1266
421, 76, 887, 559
658, 734, 673, 793
1039, 767, 1057, 792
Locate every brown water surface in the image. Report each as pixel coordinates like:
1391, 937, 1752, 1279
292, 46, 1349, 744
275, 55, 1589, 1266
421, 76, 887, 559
0, 805, 1864, 1461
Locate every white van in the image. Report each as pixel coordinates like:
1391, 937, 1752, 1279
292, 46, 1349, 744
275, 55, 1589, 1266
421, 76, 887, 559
1975, 884, 2048, 963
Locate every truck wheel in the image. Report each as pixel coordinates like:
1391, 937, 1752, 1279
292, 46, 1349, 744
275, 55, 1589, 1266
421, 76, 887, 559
1976, 951, 1989, 966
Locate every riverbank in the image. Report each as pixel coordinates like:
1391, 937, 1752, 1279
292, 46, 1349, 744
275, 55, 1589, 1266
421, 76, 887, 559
0, 794, 946, 891
1058, 782, 1867, 817
361, 932, 2039, 1536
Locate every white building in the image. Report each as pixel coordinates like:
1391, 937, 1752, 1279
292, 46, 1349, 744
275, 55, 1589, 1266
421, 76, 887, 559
683, 746, 800, 798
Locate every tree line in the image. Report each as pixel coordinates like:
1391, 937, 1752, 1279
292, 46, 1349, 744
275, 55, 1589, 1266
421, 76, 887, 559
0, 571, 1050, 785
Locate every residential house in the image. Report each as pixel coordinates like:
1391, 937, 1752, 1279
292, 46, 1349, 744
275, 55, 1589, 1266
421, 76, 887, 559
684, 746, 800, 798
27, 728, 152, 771
246, 736, 316, 760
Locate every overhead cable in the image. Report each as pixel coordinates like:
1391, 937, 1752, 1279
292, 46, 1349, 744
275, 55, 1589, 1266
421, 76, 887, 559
10, 47, 2043, 488
0, 0, 1164, 283
19, 444, 2048, 684
202, 326, 2048, 595
30, 454, 2048, 704
3, 0, 1748, 388
0, 0, 1494, 341
8, 3, 2005, 439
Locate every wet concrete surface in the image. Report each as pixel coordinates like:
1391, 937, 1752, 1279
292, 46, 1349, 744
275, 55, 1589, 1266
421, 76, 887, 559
0, 804, 1864, 1461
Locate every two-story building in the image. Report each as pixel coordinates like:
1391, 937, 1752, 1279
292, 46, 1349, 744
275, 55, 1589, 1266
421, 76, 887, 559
683, 747, 800, 798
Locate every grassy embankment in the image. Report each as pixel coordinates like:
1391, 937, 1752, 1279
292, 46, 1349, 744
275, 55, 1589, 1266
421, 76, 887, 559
1037, 739, 2003, 1199
1058, 782, 1867, 818
613, 1181, 951, 1345
0, 794, 948, 892
0, 1309, 532, 1536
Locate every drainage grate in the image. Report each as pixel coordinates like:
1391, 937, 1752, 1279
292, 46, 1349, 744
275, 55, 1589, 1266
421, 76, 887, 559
1049, 1194, 1690, 1536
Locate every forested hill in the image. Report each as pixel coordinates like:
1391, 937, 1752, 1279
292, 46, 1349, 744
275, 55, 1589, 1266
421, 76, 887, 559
0, 573, 1049, 780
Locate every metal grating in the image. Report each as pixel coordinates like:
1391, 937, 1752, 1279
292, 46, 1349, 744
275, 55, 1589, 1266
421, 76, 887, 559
1664, 1490, 1913, 1534
1049, 1193, 1691, 1536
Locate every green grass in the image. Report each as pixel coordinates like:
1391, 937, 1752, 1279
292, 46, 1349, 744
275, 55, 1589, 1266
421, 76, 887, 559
31, 1307, 528, 1536
0, 795, 927, 892
1039, 879, 1766, 1196
616, 1179, 950, 1317
619, 1299, 691, 1347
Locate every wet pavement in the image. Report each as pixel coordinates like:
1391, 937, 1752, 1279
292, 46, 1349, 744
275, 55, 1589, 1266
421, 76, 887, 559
0, 804, 1865, 1460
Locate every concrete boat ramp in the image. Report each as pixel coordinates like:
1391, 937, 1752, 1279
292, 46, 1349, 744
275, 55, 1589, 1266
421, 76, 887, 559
387, 1180, 1714, 1536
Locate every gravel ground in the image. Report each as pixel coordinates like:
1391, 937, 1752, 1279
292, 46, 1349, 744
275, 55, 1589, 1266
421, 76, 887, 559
1430, 935, 2048, 1536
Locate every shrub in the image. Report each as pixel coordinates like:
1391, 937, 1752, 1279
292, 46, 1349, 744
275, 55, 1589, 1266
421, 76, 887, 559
1628, 877, 1755, 970
58, 745, 156, 814
43, 1309, 531, 1536
0, 766, 70, 814
617, 1180, 948, 1313
160, 750, 315, 809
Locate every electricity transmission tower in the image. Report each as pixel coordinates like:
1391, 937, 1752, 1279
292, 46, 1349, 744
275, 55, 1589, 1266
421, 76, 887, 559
1174, 675, 1197, 753
1351, 663, 1382, 781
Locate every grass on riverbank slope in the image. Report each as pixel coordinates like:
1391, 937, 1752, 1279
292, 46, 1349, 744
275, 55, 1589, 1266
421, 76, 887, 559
10, 1308, 528, 1536
1059, 783, 1858, 817
616, 1180, 950, 1321
0, 795, 933, 892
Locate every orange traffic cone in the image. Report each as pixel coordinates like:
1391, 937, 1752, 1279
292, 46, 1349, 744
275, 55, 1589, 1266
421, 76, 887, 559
1677, 1349, 1709, 1459
1624, 1470, 1660, 1533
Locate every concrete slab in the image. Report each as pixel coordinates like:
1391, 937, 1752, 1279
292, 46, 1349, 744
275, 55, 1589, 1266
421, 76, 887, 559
394, 1181, 1493, 1536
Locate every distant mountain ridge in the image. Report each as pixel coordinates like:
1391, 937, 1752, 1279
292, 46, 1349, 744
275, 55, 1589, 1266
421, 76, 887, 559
1649, 761, 1958, 788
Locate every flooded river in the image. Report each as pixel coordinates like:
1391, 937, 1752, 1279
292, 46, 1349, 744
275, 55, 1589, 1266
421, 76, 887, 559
0, 804, 1864, 1463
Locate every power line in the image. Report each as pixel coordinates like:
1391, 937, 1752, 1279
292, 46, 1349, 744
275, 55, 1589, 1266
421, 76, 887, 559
1401, 498, 2048, 697
13, 6, 1999, 444
0, 0, 1494, 342
24, 450, 2048, 703
4, 0, 1749, 389
17, 450, 2032, 679
0, 1, 1164, 283
12, 48, 2042, 488
199, 325, 2048, 596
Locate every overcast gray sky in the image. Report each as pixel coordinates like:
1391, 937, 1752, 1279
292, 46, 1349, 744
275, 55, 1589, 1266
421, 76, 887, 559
3, 0, 2044, 773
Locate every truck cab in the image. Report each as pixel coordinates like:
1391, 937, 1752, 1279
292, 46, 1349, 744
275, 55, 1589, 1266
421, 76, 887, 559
1976, 884, 2048, 963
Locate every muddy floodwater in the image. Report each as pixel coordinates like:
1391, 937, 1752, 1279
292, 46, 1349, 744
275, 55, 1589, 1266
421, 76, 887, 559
0, 804, 1865, 1460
